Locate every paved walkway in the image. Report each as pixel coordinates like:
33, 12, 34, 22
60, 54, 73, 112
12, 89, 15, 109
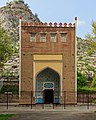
8, 111, 96, 120
0, 105, 96, 120
0, 104, 96, 112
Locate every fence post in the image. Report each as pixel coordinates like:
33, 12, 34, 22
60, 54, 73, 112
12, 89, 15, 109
64, 91, 66, 109
80, 93, 82, 103
42, 103, 44, 109
83, 92, 84, 104
87, 92, 90, 109
6, 91, 8, 109
0, 92, 2, 103
31, 91, 33, 109
53, 102, 54, 109
42, 91, 44, 109
53, 91, 54, 109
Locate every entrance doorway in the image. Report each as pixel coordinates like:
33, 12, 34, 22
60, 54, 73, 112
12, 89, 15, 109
36, 67, 60, 103
44, 89, 54, 104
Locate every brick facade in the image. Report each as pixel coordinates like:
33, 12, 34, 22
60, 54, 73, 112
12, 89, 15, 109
20, 20, 77, 104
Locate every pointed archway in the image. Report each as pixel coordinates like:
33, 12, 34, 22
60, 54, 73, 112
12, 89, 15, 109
36, 67, 60, 104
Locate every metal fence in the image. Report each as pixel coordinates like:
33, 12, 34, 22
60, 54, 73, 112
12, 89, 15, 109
0, 90, 96, 110
0, 76, 96, 110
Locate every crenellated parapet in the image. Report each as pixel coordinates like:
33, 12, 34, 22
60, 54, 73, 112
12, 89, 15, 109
21, 21, 76, 27
20, 17, 77, 27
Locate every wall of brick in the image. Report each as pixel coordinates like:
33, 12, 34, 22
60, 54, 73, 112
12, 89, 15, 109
20, 23, 76, 104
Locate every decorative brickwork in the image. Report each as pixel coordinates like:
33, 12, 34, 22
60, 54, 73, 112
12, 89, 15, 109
20, 18, 77, 104
21, 21, 75, 27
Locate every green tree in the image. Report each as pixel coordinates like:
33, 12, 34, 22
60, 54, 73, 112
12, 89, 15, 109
84, 21, 96, 78
0, 27, 13, 67
91, 21, 96, 52
92, 76, 96, 87
77, 71, 87, 89
92, 21, 96, 36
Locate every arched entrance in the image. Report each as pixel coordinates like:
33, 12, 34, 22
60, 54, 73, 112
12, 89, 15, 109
36, 67, 60, 104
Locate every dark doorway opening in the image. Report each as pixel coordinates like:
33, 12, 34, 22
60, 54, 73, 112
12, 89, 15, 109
44, 89, 54, 104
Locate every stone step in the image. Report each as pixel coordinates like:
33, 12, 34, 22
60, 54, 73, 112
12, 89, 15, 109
44, 104, 53, 107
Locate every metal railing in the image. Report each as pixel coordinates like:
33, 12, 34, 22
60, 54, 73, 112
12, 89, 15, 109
0, 90, 96, 110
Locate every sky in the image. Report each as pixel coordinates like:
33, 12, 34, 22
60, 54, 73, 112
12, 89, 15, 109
0, 0, 96, 39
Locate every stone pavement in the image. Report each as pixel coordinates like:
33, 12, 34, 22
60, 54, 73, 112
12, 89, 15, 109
8, 111, 96, 120
0, 105, 96, 120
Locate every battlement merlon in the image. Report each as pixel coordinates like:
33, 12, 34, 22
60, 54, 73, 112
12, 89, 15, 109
19, 16, 77, 28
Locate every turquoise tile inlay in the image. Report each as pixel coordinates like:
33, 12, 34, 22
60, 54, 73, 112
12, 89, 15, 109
37, 98, 43, 103
36, 68, 60, 104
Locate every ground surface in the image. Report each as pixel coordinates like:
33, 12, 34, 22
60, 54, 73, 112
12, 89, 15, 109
0, 105, 96, 120
8, 111, 96, 120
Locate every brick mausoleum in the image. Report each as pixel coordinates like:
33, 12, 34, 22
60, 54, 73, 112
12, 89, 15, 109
19, 17, 77, 104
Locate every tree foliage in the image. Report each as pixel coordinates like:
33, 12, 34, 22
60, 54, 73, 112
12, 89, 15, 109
92, 21, 96, 36
92, 76, 96, 87
0, 27, 13, 67
77, 71, 87, 89
79, 21, 96, 78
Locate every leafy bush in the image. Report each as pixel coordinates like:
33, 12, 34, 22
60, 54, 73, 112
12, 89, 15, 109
77, 71, 87, 89
92, 76, 96, 87
78, 86, 96, 92
0, 86, 19, 94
